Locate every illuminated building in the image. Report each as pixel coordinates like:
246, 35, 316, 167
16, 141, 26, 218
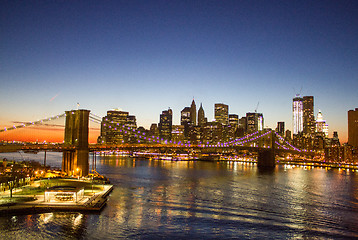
44, 186, 84, 203
331, 131, 340, 146
159, 108, 172, 142
181, 107, 191, 125
316, 110, 328, 137
149, 124, 159, 138
348, 108, 358, 149
238, 117, 247, 136
313, 134, 325, 150
188, 125, 202, 144
303, 96, 315, 135
181, 100, 197, 140
190, 99, 197, 126
228, 114, 239, 140
285, 129, 292, 140
246, 112, 264, 133
181, 107, 191, 140
202, 122, 222, 144
171, 125, 185, 143
99, 110, 137, 144
229, 114, 239, 130
325, 144, 353, 163
137, 126, 149, 143
292, 96, 303, 135
293, 133, 314, 150
198, 103, 206, 126
215, 103, 229, 125
276, 122, 285, 136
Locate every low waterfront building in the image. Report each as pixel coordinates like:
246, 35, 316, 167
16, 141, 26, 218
44, 186, 84, 203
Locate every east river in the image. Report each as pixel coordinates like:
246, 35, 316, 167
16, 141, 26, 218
0, 152, 358, 239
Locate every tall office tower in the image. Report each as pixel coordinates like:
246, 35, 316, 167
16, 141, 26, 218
303, 96, 315, 135
159, 108, 172, 142
276, 122, 285, 136
190, 99, 197, 126
198, 103, 206, 126
316, 110, 328, 137
181, 107, 191, 125
348, 108, 358, 149
239, 117, 247, 130
181, 107, 191, 139
202, 122, 223, 144
99, 110, 136, 143
246, 112, 264, 133
293, 96, 303, 135
229, 114, 239, 130
332, 131, 340, 146
215, 103, 229, 125
236, 116, 247, 136
285, 129, 292, 140
171, 125, 185, 143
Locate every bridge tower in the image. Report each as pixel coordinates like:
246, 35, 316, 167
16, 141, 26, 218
62, 109, 90, 177
257, 131, 276, 168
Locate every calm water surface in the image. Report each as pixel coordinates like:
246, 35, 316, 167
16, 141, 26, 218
1, 153, 358, 239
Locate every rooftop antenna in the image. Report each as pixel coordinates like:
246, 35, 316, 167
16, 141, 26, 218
298, 86, 303, 96
293, 85, 303, 97
77, 102, 80, 110
255, 102, 259, 113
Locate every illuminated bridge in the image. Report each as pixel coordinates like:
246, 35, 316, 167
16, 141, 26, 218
0, 109, 317, 176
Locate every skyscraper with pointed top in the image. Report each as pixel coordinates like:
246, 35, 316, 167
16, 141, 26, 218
198, 103, 206, 126
190, 99, 196, 126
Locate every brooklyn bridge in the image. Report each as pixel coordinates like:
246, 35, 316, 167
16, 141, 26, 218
0, 109, 317, 177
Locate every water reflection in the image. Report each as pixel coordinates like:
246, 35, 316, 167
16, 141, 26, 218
1, 156, 358, 239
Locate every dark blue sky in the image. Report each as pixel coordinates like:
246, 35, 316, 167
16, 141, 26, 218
1, 0, 357, 141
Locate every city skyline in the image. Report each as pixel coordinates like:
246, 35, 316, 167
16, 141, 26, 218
1, 1, 357, 143
0, 99, 355, 144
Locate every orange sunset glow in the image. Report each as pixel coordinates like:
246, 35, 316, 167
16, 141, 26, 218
0, 125, 100, 143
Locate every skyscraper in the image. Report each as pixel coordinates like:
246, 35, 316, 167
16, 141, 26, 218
332, 131, 340, 146
246, 112, 264, 133
348, 108, 358, 149
303, 96, 315, 135
215, 103, 229, 125
159, 108, 172, 142
171, 125, 185, 143
229, 114, 239, 130
276, 122, 285, 136
293, 96, 303, 135
99, 110, 137, 143
197, 103, 206, 127
190, 99, 196, 126
316, 110, 328, 137
181, 106, 191, 139
180, 107, 191, 126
